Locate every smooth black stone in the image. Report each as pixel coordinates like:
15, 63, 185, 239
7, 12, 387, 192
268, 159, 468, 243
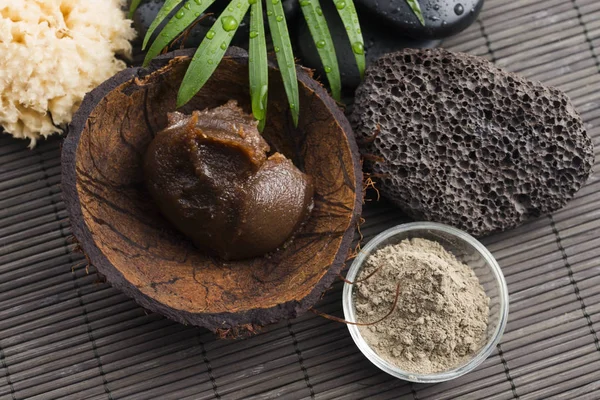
296, 1, 440, 93
355, 0, 483, 40
282, 0, 300, 22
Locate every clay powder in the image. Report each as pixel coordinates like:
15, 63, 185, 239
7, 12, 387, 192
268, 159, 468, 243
354, 238, 490, 374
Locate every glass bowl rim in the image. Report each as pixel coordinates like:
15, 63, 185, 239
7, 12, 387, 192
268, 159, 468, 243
342, 221, 509, 383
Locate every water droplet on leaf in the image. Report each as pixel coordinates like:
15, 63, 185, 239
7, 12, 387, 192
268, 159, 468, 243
316, 6, 323, 15
221, 16, 239, 31
267, 10, 273, 15
335, 1, 346, 9
248, 0, 257, 4
272, 0, 280, 4
220, 42, 227, 50
208, 59, 214, 64
299, 0, 310, 5
274, 46, 280, 52
249, 30, 259, 38
184, 3, 191, 10
324, 65, 332, 73
352, 42, 364, 55
175, 9, 185, 18
194, 0, 202, 4
206, 30, 215, 39
276, 15, 283, 21
316, 40, 326, 48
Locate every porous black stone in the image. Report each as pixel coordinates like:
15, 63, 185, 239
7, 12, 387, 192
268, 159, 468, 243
296, 0, 440, 93
354, 0, 483, 40
351, 49, 595, 236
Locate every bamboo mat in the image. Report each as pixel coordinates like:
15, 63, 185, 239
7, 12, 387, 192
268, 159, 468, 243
1, 0, 600, 398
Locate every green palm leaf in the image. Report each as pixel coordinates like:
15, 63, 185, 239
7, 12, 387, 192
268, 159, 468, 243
143, 0, 216, 67
142, 0, 185, 50
249, 0, 268, 129
177, 0, 250, 107
334, 0, 365, 79
139, 0, 366, 129
300, 0, 341, 101
128, 0, 142, 19
266, 0, 299, 126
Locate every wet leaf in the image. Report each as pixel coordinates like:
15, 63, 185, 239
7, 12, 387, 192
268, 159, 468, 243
266, 0, 300, 126
177, 0, 250, 107
143, 0, 216, 67
335, 0, 366, 79
300, 0, 341, 100
249, 0, 269, 128
142, 0, 185, 50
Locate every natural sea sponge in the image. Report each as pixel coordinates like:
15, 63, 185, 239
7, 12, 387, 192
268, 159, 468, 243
351, 49, 594, 236
0, 0, 136, 147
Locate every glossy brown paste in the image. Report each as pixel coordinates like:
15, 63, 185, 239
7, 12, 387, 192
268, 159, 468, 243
143, 101, 314, 260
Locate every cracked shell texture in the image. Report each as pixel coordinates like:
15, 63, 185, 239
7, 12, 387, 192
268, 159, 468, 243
351, 49, 594, 236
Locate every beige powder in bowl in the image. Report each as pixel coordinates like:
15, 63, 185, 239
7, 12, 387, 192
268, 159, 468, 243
354, 238, 490, 374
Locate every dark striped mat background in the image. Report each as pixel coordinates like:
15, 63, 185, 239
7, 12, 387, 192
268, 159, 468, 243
1, 0, 600, 398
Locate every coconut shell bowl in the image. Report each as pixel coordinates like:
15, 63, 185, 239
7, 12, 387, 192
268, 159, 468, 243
61, 48, 363, 334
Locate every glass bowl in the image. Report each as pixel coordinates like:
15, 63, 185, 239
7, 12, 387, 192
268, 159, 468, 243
342, 222, 509, 383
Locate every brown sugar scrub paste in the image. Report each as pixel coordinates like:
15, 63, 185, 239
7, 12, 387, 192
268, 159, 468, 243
144, 101, 314, 261
354, 238, 490, 374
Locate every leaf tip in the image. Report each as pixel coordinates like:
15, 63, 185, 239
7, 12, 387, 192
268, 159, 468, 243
176, 90, 189, 109
142, 54, 152, 68
258, 118, 266, 132
142, 34, 152, 51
